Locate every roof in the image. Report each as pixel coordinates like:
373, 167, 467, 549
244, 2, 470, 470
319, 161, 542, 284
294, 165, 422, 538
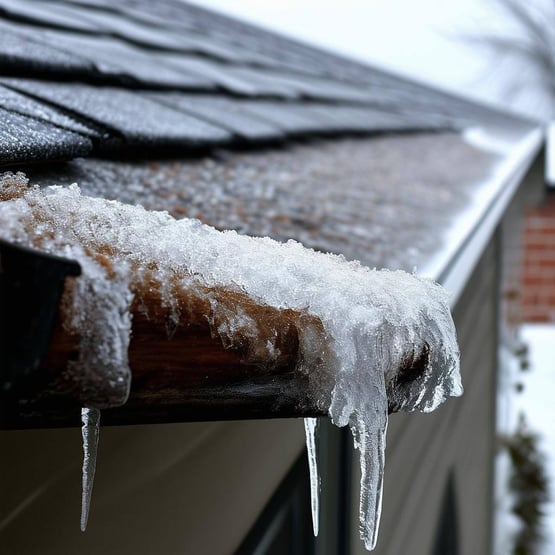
0, 0, 536, 165
0, 0, 545, 428
0, 6, 547, 553
0, 0, 543, 281
22, 133, 498, 271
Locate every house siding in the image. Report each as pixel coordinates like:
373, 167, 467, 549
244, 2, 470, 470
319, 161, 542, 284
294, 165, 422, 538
0, 420, 305, 554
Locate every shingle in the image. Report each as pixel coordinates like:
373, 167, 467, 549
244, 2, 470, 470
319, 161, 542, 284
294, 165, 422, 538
0, 0, 528, 168
240, 102, 411, 135
65, 3, 184, 45
175, 3, 313, 70
55, 1, 244, 63
55, 4, 229, 55
218, 67, 303, 99
2, 80, 231, 148
62, 0, 198, 32
98, 0, 314, 71
1, 0, 239, 62
0, 107, 92, 165
39, 31, 217, 89
0, 83, 101, 138
147, 93, 284, 141
160, 55, 263, 96
179, 2, 376, 80
93, 0, 201, 33
306, 105, 450, 133
0, 0, 102, 33
163, 57, 301, 98
0, 21, 93, 75
234, 101, 329, 135
234, 70, 379, 103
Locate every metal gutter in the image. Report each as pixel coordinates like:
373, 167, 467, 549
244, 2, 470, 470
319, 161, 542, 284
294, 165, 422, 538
421, 127, 544, 308
0, 238, 81, 400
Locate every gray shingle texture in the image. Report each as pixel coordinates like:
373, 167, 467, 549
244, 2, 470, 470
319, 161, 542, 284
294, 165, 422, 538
0, 0, 535, 165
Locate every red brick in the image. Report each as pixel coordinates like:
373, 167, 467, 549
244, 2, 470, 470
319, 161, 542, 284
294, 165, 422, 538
524, 240, 553, 251
523, 276, 545, 287
521, 298, 539, 307
523, 314, 550, 323
523, 268, 553, 277
525, 222, 555, 231
538, 258, 555, 268
520, 305, 551, 319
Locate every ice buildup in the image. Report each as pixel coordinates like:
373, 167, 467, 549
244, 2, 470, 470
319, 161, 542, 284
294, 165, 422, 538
0, 173, 462, 550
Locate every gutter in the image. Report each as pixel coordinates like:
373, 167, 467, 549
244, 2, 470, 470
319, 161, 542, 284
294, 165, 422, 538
421, 127, 544, 307
0, 126, 542, 429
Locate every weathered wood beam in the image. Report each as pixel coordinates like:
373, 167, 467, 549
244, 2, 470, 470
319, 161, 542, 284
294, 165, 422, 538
0, 235, 432, 430
0, 282, 328, 429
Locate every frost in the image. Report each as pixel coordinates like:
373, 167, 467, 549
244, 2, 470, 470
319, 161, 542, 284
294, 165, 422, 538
0, 173, 462, 550
80, 407, 100, 532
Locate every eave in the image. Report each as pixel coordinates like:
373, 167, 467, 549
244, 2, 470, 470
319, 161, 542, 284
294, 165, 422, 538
0, 0, 544, 430
0, 124, 543, 430
423, 126, 544, 305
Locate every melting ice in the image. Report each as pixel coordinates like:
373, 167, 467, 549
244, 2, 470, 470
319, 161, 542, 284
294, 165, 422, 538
81, 407, 100, 532
0, 173, 462, 550
302, 260, 462, 550
304, 417, 320, 537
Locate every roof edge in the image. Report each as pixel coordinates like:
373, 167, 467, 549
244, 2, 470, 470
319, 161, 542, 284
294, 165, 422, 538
422, 126, 544, 306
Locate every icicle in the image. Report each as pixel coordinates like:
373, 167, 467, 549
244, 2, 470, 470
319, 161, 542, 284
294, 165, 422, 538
352, 412, 388, 551
304, 416, 320, 537
80, 407, 101, 532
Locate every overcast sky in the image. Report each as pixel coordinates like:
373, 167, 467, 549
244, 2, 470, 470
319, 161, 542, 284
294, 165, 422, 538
193, 0, 550, 118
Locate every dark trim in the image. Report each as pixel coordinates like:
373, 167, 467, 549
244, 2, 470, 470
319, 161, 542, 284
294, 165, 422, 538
235, 451, 315, 555
337, 427, 352, 555
0, 238, 80, 399
432, 470, 459, 555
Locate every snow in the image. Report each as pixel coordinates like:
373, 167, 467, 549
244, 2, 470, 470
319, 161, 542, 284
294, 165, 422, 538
0, 172, 462, 550
516, 325, 555, 553
495, 324, 555, 554
493, 449, 523, 555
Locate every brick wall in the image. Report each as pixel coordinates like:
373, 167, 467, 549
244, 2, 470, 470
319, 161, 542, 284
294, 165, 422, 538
522, 193, 555, 322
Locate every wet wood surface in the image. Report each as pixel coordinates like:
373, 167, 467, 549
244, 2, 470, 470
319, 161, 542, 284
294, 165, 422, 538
1, 296, 326, 430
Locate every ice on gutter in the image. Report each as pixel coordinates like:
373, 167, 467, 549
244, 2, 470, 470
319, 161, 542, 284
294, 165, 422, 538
421, 126, 543, 305
0, 174, 462, 550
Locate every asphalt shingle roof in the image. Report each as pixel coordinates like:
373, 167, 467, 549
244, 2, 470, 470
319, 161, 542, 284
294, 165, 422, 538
0, 0, 534, 166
